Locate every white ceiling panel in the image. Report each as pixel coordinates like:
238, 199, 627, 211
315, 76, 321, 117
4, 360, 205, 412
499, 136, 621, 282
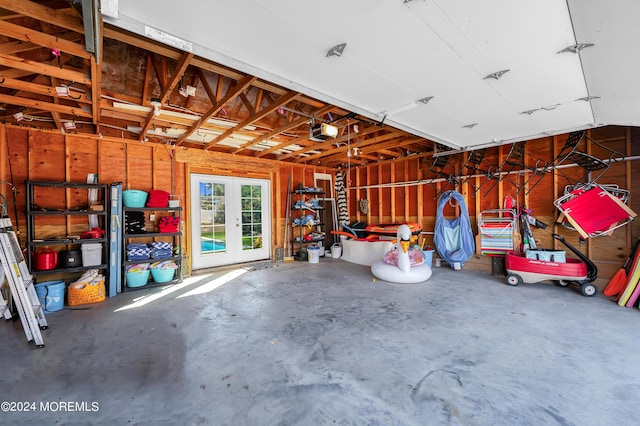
568, 0, 640, 126
108, 1, 640, 151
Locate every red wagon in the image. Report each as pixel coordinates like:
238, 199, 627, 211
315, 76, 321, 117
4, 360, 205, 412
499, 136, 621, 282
505, 234, 598, 297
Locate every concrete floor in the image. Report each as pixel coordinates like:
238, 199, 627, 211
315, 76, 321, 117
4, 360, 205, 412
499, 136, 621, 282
2, 258, 640, 425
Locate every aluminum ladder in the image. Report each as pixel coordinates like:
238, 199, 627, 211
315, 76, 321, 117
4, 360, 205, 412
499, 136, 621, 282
0, 216, 48, 347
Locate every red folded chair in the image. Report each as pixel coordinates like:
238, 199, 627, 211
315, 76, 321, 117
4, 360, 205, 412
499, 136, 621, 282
555, 185, 636, 239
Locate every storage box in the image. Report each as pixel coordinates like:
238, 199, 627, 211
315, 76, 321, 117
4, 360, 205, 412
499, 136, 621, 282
123, 190, 148, 208
81, 242, 102, 266
525, 249, 566, 263
168, 195, 180, 208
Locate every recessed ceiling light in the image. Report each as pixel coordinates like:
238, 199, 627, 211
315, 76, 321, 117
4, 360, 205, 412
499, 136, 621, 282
484, 69, 510, 80
326, 43, 347, 58
558, 43, 594, 54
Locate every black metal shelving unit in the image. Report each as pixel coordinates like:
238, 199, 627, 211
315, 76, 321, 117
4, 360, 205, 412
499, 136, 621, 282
290, 189, 325, 261
122, 206, 183, 291
25, 180, 109, 280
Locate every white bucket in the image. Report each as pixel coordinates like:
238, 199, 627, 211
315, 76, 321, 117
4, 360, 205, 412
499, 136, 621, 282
330, 243, 342, 259
308, 245, 321, 264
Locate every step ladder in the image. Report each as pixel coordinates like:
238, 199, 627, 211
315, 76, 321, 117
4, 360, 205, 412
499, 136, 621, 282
1, 267, 12, 320
0, 216, 48, 347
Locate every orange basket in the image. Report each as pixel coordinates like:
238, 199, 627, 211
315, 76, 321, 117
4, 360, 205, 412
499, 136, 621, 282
67, 278, 106, 306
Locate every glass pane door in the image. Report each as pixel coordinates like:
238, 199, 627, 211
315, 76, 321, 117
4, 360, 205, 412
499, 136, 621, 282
191, 174, 270, 269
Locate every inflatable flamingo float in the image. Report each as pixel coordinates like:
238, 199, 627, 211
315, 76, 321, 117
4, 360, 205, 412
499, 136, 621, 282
371, 224, 432, 283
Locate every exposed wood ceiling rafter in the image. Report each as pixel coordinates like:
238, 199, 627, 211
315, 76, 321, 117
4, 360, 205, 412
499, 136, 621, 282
175, 74, 257, 146
138, 51, 193, 141
204, 89, 300, 150
0, 0, 436, 168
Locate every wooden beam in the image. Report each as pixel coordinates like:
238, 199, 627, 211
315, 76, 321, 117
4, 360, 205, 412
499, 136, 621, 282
0, 52, 90, 85
138, 52, 194, 141
293, 129, 404, 163
183, 72, 200, 110
0, 76, 90, 103
91, 55, 101, 125
0, 124, 5, 185
197, 69, 217, 103
239, 92, 255, 115
159, 58, 169, 92
366, 167, 371, 224
0, 0, 84, 34
50, 77, 62, 129
378, 164, 383, 221
204, 90, 299, 150
103, 24, 325, 108
404, 160, 409, 222
0, 32, 82, 55
232, 116, 308, 154
0, 19, 90, 59
0, 0, 325, 111
0, 12, 20, 21
160, 52, 193, 104
254, 105, 335, 157
355, 168, 361, 222
305, 137, 414, 166
92, 13, 103, 126
0, 93, 92, 117
176, 74, 256, 146
377, 148, 403, 158
390, 162, 396, 222
148, 54, 165, 91
141, 54, 153, 104
281, 125, 382, 162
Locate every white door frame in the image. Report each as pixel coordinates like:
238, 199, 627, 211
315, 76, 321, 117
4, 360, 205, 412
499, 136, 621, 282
190, 174, 271, 269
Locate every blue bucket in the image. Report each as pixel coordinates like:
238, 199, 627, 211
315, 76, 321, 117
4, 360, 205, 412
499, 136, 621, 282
422, 248, 434, 267
34, 281, 66, 313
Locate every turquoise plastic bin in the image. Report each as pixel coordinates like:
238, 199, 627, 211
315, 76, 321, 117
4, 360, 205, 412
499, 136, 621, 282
150, 267, 175, 283
34, 280, 65, 312
126, 269, 150, 288
122, 190, 148, 208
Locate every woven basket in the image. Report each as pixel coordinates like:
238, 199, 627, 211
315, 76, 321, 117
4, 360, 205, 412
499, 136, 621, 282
67, 278, 106, 306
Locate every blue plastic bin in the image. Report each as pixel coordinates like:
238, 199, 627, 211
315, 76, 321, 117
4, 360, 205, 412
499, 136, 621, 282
122, 190, 148, 208
151, 267, 176, 283
126, 269, 150, 288
34, 280, 66, 312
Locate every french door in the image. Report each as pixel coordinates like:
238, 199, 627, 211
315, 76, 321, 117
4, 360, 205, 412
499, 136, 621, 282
190, 174, 270, 269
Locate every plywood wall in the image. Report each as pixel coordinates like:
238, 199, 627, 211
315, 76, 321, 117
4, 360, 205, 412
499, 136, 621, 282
1, 124, 638, 287
340, 126, 638, 289
0, 124, 330, 275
